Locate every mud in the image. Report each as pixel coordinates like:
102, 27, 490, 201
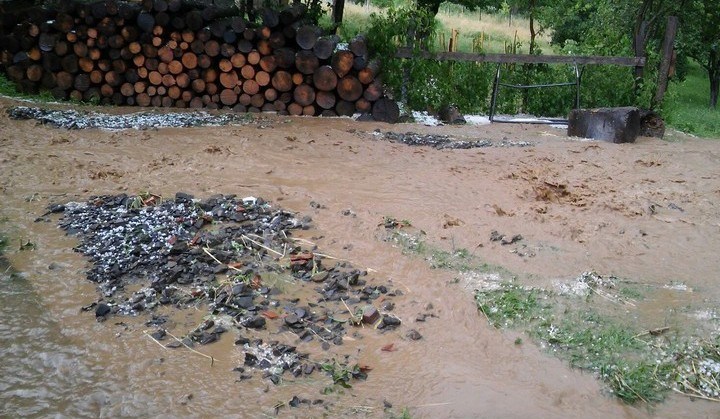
1, 96, 719, 418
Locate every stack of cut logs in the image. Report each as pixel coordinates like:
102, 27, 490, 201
0, 0, 399, 121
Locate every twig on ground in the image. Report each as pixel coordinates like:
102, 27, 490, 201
143, 330, 169, 351
241, 234, 284, 257
165, 330, 215, 366
673, 386, 720, 403
415, 402, 452, 408
634, 327, 670, 338
203, 246, 242, 272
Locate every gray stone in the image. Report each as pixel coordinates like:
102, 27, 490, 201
567, 107, 640, 143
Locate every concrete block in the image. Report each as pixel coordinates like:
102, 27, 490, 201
567, 107, 640, 143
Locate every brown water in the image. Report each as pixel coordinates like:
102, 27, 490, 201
1, 98, 719, 417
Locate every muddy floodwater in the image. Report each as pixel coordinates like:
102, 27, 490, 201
1, 98, 719, 418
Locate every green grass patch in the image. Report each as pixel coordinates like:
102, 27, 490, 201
384, 226, 510, 276
476, 283, 543, 328
383, 219, 720, 404
0, 73, 55, 102
476, 281, 720, 404
664, 61, 720, 139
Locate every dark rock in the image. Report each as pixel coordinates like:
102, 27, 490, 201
568, 107, 640, 143
244, 316, 266, 329
235, 296, 255, 309
639, 109, 665, 138
284, 314, 300, 327
47, 203, 66, 213
381, 315, 401, 329
244, 353, 258, 366
150, 329, 166, 340
289, 396, 301, 407
95, 303, 111, 317
303, 364, 315, 374
438, 105, 466, 124
235, 337, 250, 345
311, 271, 329, 282
501, 234, 523, 245
406, 329, 423, 340
175, 192, 194, 203
199, 332, 218, 345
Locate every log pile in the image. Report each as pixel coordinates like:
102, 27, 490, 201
0, 0, 398, 121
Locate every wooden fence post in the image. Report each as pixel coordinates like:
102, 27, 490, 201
653, 16, 678, 108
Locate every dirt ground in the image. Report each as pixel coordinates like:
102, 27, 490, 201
1, 97, 719, 418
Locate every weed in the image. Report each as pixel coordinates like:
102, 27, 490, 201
618, 286, 644, 300
601, 360, 673, 404
428, 248, 472, 271
320, 359, 365, 392
18, 240, 36, 251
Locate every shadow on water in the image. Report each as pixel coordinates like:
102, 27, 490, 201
0, 245, 104, 417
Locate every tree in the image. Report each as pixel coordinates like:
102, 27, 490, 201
680, 0, 720, 107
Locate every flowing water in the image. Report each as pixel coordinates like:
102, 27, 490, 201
1, 99, 719, 417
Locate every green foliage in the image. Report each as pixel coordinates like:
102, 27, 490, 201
476, 283, 542, 328
320, 359, 363, 391
366, 6, 438, 58
663, 60, 720, 138
366, 6, 495, 112
677, 0, 720, 107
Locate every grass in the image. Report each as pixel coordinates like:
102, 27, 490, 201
382, 217, 720, 405
384, 226, 509, 275
0, 73, 55, 102
663, 61, 720, 139
476, 283, 543, 328
338, 2, 547, 54
435, 4, 552, 54
476, 281, 720, 404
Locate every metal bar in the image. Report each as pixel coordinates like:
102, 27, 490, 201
489, 63, 501, 123
395, 48, 646, 67
499, 82, 575, 89
574, 63, 581, 109
491, 118, 569, 125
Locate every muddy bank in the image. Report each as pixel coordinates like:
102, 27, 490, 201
1, 98, 719, 417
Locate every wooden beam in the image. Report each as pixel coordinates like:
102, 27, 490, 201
653, 16, 678, 106
395, 48, 646, 67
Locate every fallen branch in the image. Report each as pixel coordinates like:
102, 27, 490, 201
165, 330, 215, 366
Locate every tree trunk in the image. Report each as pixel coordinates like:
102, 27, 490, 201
710, 64, 719, 109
